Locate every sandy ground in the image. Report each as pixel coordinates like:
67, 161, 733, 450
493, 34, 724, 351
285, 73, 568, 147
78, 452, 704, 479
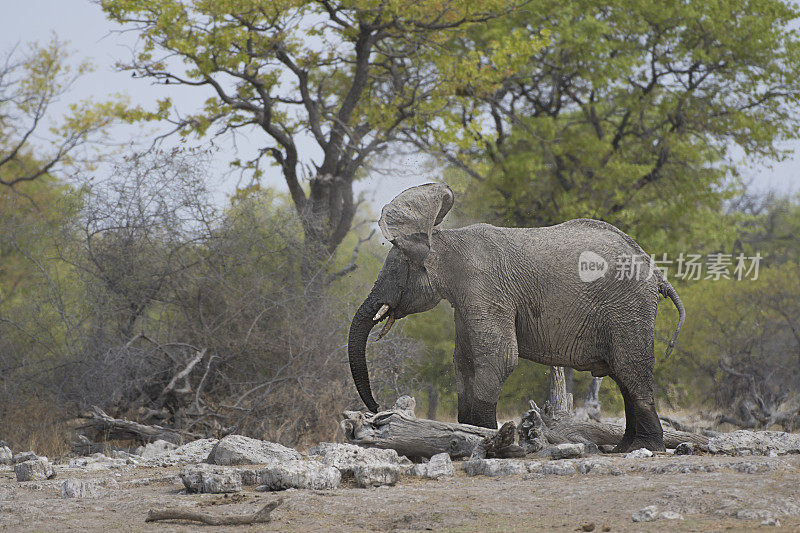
1, 454, 799, 532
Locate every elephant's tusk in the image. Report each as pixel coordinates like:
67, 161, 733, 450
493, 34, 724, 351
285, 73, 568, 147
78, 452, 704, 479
373, 304, 390, 322
376, 313, 395, 340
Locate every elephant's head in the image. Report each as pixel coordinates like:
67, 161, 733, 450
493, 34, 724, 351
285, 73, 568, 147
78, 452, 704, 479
347, 183, 454, 412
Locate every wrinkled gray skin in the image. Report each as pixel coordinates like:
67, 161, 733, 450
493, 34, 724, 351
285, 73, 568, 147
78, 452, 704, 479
348, 184, 685, 452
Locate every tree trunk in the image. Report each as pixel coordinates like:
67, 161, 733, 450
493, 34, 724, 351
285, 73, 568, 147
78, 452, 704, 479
426, 385, 438, 421
546, 366, 573, 414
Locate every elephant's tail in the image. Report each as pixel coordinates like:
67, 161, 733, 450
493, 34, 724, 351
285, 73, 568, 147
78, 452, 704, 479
658, 278, 685, 358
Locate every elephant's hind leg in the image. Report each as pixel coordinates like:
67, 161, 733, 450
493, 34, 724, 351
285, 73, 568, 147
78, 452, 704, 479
609, 337, 665, 453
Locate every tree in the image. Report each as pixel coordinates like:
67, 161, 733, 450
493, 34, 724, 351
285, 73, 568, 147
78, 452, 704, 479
99, 0, 543, 264
0, 38, 136, 187
409, 0, 800, 254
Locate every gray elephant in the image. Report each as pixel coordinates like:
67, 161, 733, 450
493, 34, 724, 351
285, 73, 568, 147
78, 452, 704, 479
348, 183, 684, 452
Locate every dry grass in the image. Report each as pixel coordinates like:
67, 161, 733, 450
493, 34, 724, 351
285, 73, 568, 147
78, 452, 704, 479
0, 398, 73, 458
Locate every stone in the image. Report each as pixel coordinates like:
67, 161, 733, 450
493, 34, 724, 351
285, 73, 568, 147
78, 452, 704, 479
250, 460, 341, 491
540, 461, 576, 475
0, 446, 12, 465
462, 458, 527, 477
760, 517, 781, 526
424, 453, 455, 479
68, 453, 129, 470
658, 511, 684, 520
12, 451, 38, 464
14, 458, 55, 482
180, 464, 242, 493
138, 439, 177, 460
625, 448, 653, 459
61, 478, 100, 498
308, 443, 409, 477
674, 442, 695, 455
205, 435, 301, 465
549, 443, 585, 459
632, 505, 659, 522
708, 430, 800, 456
144, 438, 218, 466
353, 463, 402, 488
731, 461, 772, 474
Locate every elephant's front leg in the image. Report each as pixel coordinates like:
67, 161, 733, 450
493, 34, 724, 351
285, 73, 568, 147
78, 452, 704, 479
453, 310, 518, 429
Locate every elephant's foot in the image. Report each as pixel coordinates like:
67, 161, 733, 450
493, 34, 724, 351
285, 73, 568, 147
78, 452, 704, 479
611, 436, 665, 453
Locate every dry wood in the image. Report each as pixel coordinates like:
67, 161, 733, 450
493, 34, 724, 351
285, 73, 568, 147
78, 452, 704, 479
341, 399, 495, 459
145, 500, 283, 525
344, 396, 709, 459
76, 406, 202, 445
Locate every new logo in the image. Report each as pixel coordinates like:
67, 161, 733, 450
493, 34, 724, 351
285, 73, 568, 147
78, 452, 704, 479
578, 251, 608, 282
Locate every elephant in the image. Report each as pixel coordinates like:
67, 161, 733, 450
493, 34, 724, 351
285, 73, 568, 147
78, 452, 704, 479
347, 183, 685, 452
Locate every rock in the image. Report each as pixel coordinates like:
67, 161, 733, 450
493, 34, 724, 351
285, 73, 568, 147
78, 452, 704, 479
625, 448, 653, 459
632, 505, 659, 522
144, 438, 218, 466
708, 430, 800, 456
61, 478, 100, 498
425, 453, 455, 479
549, 443, 585, 459
462, 458, 528, 477
353, 463, 402, 488
12, 451, 38, 464
0, 446, 12, 465
736, 509, 775, 520
308, 443, 409, 476
180, 464, 242, 493
68, 453, 129, 470
658, 511, 684, 520
250, 460, 341, 491
760, 517, 781, 526
138, 439, 177, 459
674, 442, 695, 455
540, 461, 576, 475
580, 522, 595, 532
14, 458, 55, 482
731, 461, 773, 474
205, 435, 301, 465
576, 459, 623, 476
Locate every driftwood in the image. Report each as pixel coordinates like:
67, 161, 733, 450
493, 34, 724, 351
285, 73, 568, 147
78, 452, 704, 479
76, 406, 202, 445
344, 396, 710, 458
519, 400, 709, 451
341, 397, 494, 458
146, 500, 283, 525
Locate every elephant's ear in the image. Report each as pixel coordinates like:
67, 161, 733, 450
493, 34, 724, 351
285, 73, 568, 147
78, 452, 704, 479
378, 183, 454, 265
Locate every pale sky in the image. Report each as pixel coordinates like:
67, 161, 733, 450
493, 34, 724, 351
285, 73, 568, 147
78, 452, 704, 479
2, 0, 798, 210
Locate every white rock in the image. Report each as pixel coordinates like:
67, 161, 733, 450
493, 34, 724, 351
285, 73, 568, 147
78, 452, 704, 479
14, 458, 55, 482
540, 461, 576, 475
0, 446, 12, 465
61, 478, 100, 498
658, 511, 684, 520
180, 463, 242, 493
625, 448, 653, 459
760, 517, 781, 526
632, 505, 659, 522
709, 430, 800, 456
549, 443, 585, 459
206, 435, 301, 465
308, 443, 408, 476
144, 438, 218, 466
462, 458, 527, 477
138, 440, 177, 459
353, 463, 401, 488
424, 453, 455, 479
68, 453, 128, 471
252, 460, 340, 491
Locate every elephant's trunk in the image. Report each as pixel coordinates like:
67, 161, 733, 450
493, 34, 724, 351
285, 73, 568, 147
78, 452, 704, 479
348, 298, 382, 412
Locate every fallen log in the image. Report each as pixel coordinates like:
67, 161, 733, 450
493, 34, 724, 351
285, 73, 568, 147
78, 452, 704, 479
146, 500, 282, 525
76, 406, 202, 445
519, 400, 709, 451
343, 396, 709, 459
341, 397, 494, 459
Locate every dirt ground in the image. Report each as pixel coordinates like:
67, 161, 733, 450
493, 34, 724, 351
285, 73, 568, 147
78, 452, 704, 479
1, 454, 799, 532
